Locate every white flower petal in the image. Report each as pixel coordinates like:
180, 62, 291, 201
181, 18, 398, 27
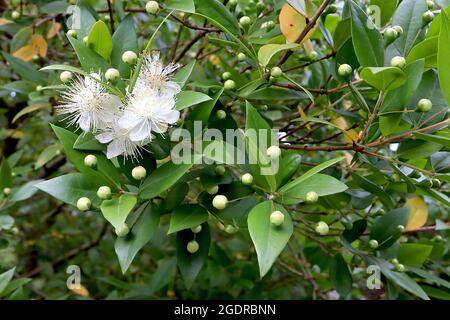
95, 132, 114, 143
129, 122, 151, 142
106, 140, 124, 159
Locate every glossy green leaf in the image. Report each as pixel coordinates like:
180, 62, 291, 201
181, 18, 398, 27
0, 267, 15, 295
195, 0, 240, 36
0, 158, 13, 189
352, 173, 394, 209
407, 36, 438, 68
412, 132, 450, 148
101, 194, 137, 229
175, 91, 212, 110
438, 10, 450, 106
248, 201, 293, 278
370, 208, 409, 250
188, 88, 223, 123
275, 153, 301, 188
67, 36, 110, 72
111, 15, 138, 78
397, 243, 433, 267
360, 67, 406, 91
330, 253, 353, 297
87, 20, 113, 60
173, 61, 196, 88
370, 0, 398, 27
10, 180, 43, 202
2, 52, 45, 84
73, 132, 105, 151
342, 219, 367, 243
166, 0, 195, 13
258, 43, 299, 67
168, 204, 209, 234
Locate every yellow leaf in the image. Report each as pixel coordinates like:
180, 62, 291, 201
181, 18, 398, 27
405, 196, 428, 230
32, 34, 48, 57
70, 285, 90, 297
13, 45, 36, 61
47, 22, 62, 39
331, 117, 358, 143
279, 3, 317, 44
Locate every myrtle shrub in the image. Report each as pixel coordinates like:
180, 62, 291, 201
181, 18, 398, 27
0, 0, 449, 300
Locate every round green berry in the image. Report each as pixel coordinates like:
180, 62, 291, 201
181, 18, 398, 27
431, 178, 441, 188
384, 28, 398, 44
3, 187, 12, 196
115, 224, 130, 237
216, 110, 226, 119
395, 263, 405, 272
215, 165, 226, 176
390, 56, 406, 69
427, 0, 434, 9
422, 10, 435, 25
225, 224, 239, 234
315, 221, 329, 235
76, 197, 91, 211
369, 239, 379, 249
67, 29, 77, 38
60, 71, 73, 83
270, 210, 285, 226
11, 11, 20, 20
305, 191, 319, 203
306, 51, 319, 61
224, 79, 236, 90
187, 240, 199, 254
191, 225, 202, 234
97, 186, 112, 200
222, 71, 232, 80
239, 16, 252, 27
206, 185, 219, 195
122, 51, 137, 65
105, 68, 120, 82
145, 1, 159, 15
266, 145, 281, 159
392, 25, 404, 36
396, 225, 405, 233
338, 64, 353, 77
132, 166, 147, 180
241, 173, 254, 185
270, 67, 282, 78
417, 98, 432, 112
84, 154, 97, 168
237, 52, 246, 62
212, 195, 228, 210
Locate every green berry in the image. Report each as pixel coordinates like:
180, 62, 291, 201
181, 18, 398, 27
11, 11, 20, 20
191, 225, 202, 234
241, 173, 253, 185
212, 195, 228, 210
384, 28, 398, 45
395, 263, 405, 272
216, 110, 226, 119
76, 197, 91, 211
392, 25, 403, 36
60, 71, 73, 83
369, 239, 379, 249
83, 36, 89, 44
432, 178, 441, 188
222, 71, 232, 80
215, 165, 226, 176
427, 0, 434, 9
132, 166, 147, 180
225, 224, 239, 234
224, 79, 236, 90
105, 68, 120, 82
228, 0, 238, 7
3, 187, 12, 196
239, 16, 252, 27
266, 145, 281, 159
390, 258, 399, 265
206, 185, 219, 195
263, 20, 276, 31
396, 225, 405, 233
305, 191, 319, 203
237, 52, 246, 62
390, 56, 406, 69
115, 224, 130, 237
270, 66, 282, 78
270, 210, 285, 226
97, 186, 112, 200
306, 51, 319, 61
417, 98, 432, 112
84, 154, 97, 168
419, 179, 433, 188
422, 10, 435, 25
122, 51, 137, 65
187, 240, 199, 254
145, 1, 159, 15
36, 85, 43, 92
338, 64, 353, 77
67, 29, 77, 38
315, 221, 329, 235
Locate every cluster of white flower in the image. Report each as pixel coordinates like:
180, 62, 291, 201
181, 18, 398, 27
57, 51, 181, 159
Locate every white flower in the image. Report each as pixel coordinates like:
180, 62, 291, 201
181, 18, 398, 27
95, 120, 149, 159
57, 73, 121, 132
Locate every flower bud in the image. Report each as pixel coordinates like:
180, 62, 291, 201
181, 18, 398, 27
215, 165, 226, 176
305, 191, 319, 203
270, 210, 285, 226
266, 145, 281, 159
315, 221, 329, 235
105, 68, 120, 82
77, 197, 91, 211
228, 0, 238, 7
390, 258, 399, 265
191, 225, 202, 234
216, 110, 226, 119
132, 166, 147, 180
67, 29, 77, 38
222, 71, 232, 80
427, 0, 434, 9
431, 178, 441, 188
390, 56, 406, 69
417, 98, 432, 112
239, 16, 252, 27
224, 79, 236, 90
3, 187, 12, 196
36, 85, 43, 92
115, 224, 129, 237
60, 71, 73, 83
396, 225, 405, 233
122, 51, 138, 65
212, 195, 228, 210
97, 186, 112, 200
83, 36, 89, 44
369, 239, 379, 249
145, 1, 159, 15
11, 11, 20, 20
206, 185, 219, 195
263, 20, 276, 31
306, 51, 319, 61
395, 263, 405, 272
225, 224, 239, 234
241, 173, 253, 185
392, 25, 403, 36
270, 66, 282, 78
84, 154, 97, 168
237, 52, 246, 62
422, 10, 435, 26
338, 64, 353, 77
384, 27, 398, 45
187, 240, 199, 253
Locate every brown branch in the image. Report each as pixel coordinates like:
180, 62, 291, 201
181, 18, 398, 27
175, 31, 207, 63
106, 0, 115, 33
359, 92, 383, 143
283, 50, 336, 72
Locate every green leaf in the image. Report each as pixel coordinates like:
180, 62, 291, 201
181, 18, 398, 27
330, 253, 353, 297
115, 203, 159, 273
34, 144, 62, 169
36, 173, 103, 207
12, 103, 50, 123
275, 153, 301, 188
258, 43, 300, 67
0, 158, 13, 189
407, 36, 438, 68
101, 194, 137, 229
111, 15, 138, 78
195, 0, 240, 36
149, 258, 177, 292
360, 67, 406, 91
140, 161, 194, 199
342, 219, 367, 243
73, 132, 105, 151
352, 173, 394, 209
165, 183, 189, 211
279, 157, 343, 193
67, 36, 110, 72
397, 243, 433, 267
370, 208, 409, 250
277, 173, 348, 205
438, 10, 450, 106
397, 140, 442, 160
176, 223, 210, 288
166, 0, 195, 13
370, 0, 398, 27
10, 180, 43, 202
412, 132, 450, 148
247, 201, 293, 278
168, 204, 209, 234
173, 61, 196, 88
392, 0, 427, 56
175, 91, 212, 111
188, 88, 223, 123
0, 267, 15, 295
2, 52, 45, 84
349, 1, 384, 67
87, 20, 113, 60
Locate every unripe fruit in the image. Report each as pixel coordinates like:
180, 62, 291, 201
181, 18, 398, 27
77, 197, 91, 211
11, 11, 20, 19
384, 27, 398, 45
390, 56, 406, 69
270, 66, 282, 78
369, 239, 379, 249
224, 79, 236, 90
270, 210, 285, 226
392, 25, 404, 36
315, 221, 329, 235
427, 0, 434, 9
83, 36, 89, 44
422, 10, 435, 25
3, 187, 12, 196
60, 71, 73, 83
216, 110, 226, 119
433, 235, 443, 242
326, 4, 337, 14
105, 68, 120, 82
237, 52, 246, 61
338, 64, 353, 77
263, 20, 276, 31
222, 71, 232, 80
419, 179, 433, 187
206, 185, 219, 195
67, 29, 77, 38
191, 225, 202, 234
239, 16, 252, 27
132, 166, 147, 180
390, 258, 399, 265
145, 1, 159, 15
432, 178, 441, 188
417, 98, 432, 112
306, 51, 319, 61
395, 263, 405, 272
396, 225, 405, 233
36, 85, 43, 91
212, 195, 228, 210
122, 51, 138, 65
225, 224, 239, 234
115, 224, 130, 237
187, 240, 199, 253
241, 173, 253, 185
266, 145, 281, 159
305, 191, 319, 203
84, 154, 97, 168
215, 165, 226, 176
229, 0, 238, 7
97, 186, 112, 200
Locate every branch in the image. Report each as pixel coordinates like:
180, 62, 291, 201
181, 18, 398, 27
106, 0, 115, 33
